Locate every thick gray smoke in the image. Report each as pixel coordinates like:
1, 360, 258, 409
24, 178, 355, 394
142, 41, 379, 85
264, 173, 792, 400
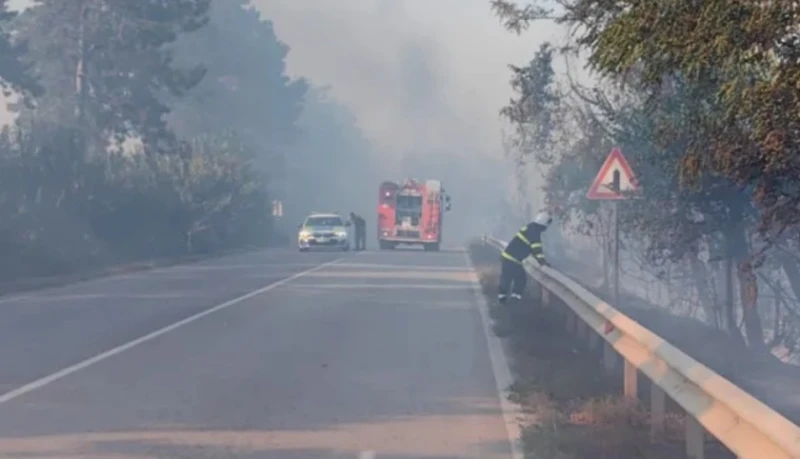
251, 0, 573, 245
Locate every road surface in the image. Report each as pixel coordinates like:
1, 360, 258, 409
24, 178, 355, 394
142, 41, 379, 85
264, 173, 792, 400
0, 248, 518, 458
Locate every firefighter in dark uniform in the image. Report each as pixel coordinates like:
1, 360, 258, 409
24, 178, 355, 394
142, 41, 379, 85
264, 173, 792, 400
350, 212, 366, 251
498, 211, 552, 302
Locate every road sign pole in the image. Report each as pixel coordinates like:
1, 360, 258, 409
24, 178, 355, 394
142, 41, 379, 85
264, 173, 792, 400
585, 146, 639, 308
613, 200, 620, 307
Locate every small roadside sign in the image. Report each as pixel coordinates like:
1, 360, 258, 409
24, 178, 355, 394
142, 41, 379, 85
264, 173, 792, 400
271, 200, 283, 217
586, 147, 639, 200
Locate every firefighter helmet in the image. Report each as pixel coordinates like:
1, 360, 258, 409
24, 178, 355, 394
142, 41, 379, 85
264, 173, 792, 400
533, 211, 552, 227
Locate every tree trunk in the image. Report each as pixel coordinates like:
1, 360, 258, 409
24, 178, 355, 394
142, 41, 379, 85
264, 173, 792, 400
737, 259, 767, 352
724, 250, 746, 345
721, 201, 766, 351
76, 2, 89, 121
185, 231, 193, 254
777, 252, 800, 301
690, 256, 719, 328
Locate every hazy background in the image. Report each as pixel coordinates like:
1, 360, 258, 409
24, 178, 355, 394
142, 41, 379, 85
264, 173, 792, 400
5, 0, 579, 246
254, 0, 578, 243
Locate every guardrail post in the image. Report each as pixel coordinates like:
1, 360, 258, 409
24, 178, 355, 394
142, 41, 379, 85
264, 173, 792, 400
650, 385, 665, 440
685, 416, 705, 459
623, 359, 637, 398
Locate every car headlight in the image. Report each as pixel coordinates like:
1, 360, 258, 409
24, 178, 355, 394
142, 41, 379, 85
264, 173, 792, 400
299, 230, 311, 239
336, 231, 347, 237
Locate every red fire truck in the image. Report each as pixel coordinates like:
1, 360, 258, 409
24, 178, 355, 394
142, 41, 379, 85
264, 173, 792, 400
377, 178, 451, 251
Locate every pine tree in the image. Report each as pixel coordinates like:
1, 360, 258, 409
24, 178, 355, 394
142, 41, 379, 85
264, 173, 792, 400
14, 0, 210, 153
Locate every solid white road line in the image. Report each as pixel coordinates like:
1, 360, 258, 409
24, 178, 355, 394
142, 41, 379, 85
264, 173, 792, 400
334, 262, 472, 271
285, 283, 471, 290
463, 252, 525, 459
0, 256, 350, 405
358, 451, 376, 459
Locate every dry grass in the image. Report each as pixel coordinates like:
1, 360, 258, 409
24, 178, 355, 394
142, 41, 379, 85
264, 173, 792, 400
467, 241, 733, 459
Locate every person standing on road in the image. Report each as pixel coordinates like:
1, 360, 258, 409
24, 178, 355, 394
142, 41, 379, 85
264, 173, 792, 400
497, 210, 552, 302
350, 212, 366, 251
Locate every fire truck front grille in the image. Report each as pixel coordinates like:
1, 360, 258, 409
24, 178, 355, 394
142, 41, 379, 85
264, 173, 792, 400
397, 230, 420, 238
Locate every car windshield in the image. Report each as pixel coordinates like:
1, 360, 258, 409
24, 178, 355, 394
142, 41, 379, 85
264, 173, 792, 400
305, 216, 343, 227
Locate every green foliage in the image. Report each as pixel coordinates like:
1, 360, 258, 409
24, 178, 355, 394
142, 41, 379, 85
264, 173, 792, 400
501, 42, 562, 166
0, 0, 376, 281
0, 0, 380, 281
491, 0, 799, 347
0, 0, 41, 98
14, 0, 210, 151
0, 123, 271, 279
168, 0, 308, 155
492, 0, 800, 237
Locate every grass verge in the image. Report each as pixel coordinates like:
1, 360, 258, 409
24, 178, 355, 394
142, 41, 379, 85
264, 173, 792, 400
468, 240, 732, 459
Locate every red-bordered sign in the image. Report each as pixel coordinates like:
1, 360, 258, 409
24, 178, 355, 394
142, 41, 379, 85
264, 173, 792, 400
586, 148, 639, 200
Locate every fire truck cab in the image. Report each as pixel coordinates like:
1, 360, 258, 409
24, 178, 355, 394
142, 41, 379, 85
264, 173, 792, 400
377, 178, 451, 251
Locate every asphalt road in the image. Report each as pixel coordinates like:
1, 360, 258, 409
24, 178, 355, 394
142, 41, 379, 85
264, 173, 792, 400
0, 248, 517, 459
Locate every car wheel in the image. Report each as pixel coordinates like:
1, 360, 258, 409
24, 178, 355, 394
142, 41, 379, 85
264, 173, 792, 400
299, 247, 309, 252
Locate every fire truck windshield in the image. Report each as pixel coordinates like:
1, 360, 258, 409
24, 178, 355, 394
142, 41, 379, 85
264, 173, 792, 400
397, 195, 422, 209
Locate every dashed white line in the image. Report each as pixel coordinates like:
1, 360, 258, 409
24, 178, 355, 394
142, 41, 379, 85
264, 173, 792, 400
463, 252, 525, 459
358, 451, 376, 459
0, 256, 349, 405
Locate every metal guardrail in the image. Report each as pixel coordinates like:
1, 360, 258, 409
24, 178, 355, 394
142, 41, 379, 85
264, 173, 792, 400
482, 235, 800, 459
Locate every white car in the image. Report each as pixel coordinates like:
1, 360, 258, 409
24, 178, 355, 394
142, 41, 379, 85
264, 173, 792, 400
297, 213, 352, 252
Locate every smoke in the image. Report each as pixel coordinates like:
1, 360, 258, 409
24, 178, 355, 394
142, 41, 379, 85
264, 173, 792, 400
252, 0, 569, 159
252, 0, 578, 243
4, 0, 579, 245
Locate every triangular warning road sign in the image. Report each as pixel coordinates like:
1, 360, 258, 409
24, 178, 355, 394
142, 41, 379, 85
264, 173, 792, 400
586, 147, 639, 200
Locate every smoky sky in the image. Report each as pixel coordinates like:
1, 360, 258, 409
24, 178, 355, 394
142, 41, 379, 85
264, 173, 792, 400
5, 0, 582, 167
251, 0, 576, 165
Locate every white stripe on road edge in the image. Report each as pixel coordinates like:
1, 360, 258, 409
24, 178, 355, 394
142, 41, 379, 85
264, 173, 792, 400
463, 252, 525, 459
334, 262, 472, 271
358, 452, 375, 459
285, 283, 470, 290
0, 256, 354, 405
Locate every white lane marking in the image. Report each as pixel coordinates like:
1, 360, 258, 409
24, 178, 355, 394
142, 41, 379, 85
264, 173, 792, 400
463, 252, 525, 459
334, 262, 472, 271
358, 451, 375, 459
0, 256, 351, 405
285, 283, 470, 290
168, 262, 325, 271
